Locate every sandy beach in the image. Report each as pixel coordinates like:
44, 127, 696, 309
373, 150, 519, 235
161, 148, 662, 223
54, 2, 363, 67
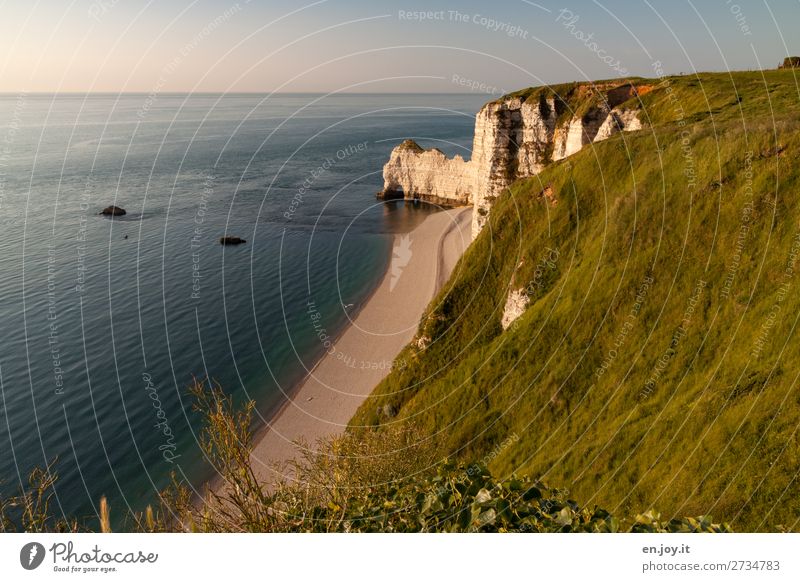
250, 206, 472, 482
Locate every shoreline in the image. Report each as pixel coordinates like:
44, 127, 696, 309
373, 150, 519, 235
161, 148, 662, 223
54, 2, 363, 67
247, 206, 473, 484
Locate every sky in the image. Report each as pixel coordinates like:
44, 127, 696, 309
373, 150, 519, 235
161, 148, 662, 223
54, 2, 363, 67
0, 0, 797, 93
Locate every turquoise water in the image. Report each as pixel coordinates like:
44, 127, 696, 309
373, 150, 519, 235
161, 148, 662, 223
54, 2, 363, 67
0, 92, 486, 522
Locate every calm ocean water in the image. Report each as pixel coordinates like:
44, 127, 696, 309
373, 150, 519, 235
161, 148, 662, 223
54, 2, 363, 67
0, 92, 486, 522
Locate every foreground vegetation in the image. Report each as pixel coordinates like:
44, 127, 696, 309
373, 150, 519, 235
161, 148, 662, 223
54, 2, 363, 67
1, 381, 729, 532
353, 69, 800, 531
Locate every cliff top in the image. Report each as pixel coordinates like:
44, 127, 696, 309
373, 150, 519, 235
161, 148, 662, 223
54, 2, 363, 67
494, 69, 799, 125
396, 139, 425, 152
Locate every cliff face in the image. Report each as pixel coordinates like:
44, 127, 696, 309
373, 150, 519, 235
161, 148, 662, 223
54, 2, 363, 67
378, 82, 648, 238
379, 140, 473, 206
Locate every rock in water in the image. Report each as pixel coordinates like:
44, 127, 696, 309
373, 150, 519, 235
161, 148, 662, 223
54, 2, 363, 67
220, 236, 246, 245
100, 205, 126, 216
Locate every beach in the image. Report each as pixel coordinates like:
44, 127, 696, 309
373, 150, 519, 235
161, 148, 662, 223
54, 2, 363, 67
250, 206, 473, 482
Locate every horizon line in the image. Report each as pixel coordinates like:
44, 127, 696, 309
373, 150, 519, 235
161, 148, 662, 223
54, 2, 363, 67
0, 66, 782, 97
0, 91, 508, 96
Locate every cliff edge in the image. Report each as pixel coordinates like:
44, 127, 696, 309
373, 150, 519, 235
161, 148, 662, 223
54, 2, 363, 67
378, 81, 649, 238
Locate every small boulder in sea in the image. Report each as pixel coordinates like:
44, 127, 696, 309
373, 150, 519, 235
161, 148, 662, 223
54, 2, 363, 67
100, 205, 126, 216
220, 236, 246, 246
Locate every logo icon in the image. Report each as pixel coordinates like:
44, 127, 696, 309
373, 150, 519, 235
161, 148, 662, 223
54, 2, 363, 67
20, 542, 46, 570
390, 234, 413, 291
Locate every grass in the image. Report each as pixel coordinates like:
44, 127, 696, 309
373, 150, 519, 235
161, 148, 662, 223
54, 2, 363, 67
351, 69, 800, 531
1, 380, 730, 533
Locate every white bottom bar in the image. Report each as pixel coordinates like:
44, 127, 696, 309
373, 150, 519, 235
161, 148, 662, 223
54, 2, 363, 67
1, 533, 796, 581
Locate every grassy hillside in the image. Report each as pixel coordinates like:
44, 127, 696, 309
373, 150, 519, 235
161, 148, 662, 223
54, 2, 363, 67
352, 69, 800, 532
1, 381, 731, 532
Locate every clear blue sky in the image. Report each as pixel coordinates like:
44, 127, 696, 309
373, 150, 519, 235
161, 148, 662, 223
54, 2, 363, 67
1, 0, 797, 92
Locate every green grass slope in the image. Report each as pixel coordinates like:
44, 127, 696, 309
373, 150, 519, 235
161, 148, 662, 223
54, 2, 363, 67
352, 69, 800, 531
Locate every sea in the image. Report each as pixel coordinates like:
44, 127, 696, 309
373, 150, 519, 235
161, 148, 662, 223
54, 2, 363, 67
0, 92, 486, 524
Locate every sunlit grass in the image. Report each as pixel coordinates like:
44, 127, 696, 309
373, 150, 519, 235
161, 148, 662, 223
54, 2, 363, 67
352, 69, 800, 531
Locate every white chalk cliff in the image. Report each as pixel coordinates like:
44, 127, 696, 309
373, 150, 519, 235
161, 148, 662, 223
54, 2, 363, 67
379, 140, 474, 206
378, 82, 649, 239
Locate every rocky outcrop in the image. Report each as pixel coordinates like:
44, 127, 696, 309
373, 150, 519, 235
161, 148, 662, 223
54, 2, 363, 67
378, 140, 473, 206
379, 82, 649, 238
594, 108, 642, 142
501, 289, 529, 330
